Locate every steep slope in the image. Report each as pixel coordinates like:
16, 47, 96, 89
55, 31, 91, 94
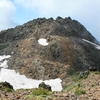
0, 16, 100, 88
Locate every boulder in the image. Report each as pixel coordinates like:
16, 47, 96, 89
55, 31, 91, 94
89, 67, 97, 71
1, 81, 13, 89
39, 82, 51, 91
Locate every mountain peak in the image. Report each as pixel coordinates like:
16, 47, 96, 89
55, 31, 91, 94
0, 16, 100, 88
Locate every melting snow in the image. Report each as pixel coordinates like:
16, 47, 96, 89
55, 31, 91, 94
0, 55, 62, 91
0, 55, 11, 68
0, 68, 42, 90
38, 38, 48, 46
0, 55, 11, 61
44, 78, 62, 91
82, 39, 100, 50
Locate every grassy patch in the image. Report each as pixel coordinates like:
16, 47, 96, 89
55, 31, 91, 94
81, 74, 88, 79
74, 88, 86, 95
94, 71, 100, 74
63, 72, 81, 92
63, 71, 87, 93
4, 88, 14, 92
63, 84, 77, 92
25, 88, 52, 100
32, 88, 52, 96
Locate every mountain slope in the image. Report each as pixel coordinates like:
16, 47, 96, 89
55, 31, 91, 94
0, 16, 100, 88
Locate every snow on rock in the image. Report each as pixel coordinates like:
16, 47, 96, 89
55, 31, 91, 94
96, 46, 100, 50
0, 55, 11, 61
0, 68, 42, 90
0, 55, 11, 68
0, 60, 8, 68
0, 55, 62, 91
44, 78, 62, 91
0, 68, 62, 91
82, 39, 100, 50
38, 38, 48, 46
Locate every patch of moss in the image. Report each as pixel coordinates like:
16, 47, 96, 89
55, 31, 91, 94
32, 88, 51, 96
74, 88, 86, 95
91, 84, 94, 87
94, 71, 100, 74
0, 44, 9, 49
4, 88, 14, 92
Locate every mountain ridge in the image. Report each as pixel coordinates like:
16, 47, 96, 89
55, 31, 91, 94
0, 16, 100, 88
0, 16, 100, 100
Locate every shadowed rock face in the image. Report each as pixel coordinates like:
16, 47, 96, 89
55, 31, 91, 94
0, 16, 100, 87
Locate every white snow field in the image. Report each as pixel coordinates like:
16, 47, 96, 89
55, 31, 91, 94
38, 38, 48, 46
0, 55, 62, 91
82, 39, 100, 50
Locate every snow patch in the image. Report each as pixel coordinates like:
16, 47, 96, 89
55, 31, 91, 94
82, 39, 100, 50
0, 55, 11, 61
0, 55, 62, 91
0, 68, 42, 90
38, 38, 48, 46
96, 46, 100, 50
0, 55, 11, 68
44, 78, 62, 91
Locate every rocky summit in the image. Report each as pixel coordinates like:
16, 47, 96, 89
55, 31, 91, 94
0, 16, 100, 87
0, 16, 100, 99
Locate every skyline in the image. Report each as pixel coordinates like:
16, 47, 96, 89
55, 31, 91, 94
0, 0, 100, 42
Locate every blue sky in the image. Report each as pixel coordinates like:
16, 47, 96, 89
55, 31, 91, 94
0, 0, 100, 42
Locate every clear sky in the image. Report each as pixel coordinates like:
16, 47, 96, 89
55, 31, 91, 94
0, 0, 100, 42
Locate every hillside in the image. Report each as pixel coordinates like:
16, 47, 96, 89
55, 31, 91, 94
0, 16, 100, 99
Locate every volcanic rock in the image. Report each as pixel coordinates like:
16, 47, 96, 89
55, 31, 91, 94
0, 81, 13, 89
0, 16, 100, 88
39, 82, 51, 91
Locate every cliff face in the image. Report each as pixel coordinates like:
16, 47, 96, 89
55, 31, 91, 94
0, 16, 100, 87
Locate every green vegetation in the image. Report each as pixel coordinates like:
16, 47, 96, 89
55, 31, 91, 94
0, 82, 14, 92
91, 84, 94, 87
0, 44, 9, 49
63, 70, 100, 96
63, 72, 80, 92
32, 88, 50, 96
25, 88, 52, 100
81, 74, 88, 79
74, 88, 86, 95
4, 88, 14, 92
63, 71, 88, 93
94, 71, 100, 74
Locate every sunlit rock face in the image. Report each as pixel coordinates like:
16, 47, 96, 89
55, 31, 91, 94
0, 16, 100, 88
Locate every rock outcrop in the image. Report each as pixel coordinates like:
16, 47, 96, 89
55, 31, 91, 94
0, 16, 100, 88
39, 82, 51, 91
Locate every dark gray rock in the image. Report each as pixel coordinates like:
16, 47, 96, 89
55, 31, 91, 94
39, 82, 51, 91
79, 70, 89, 79
1, 81, 13, 89
89, 67, 97, 71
